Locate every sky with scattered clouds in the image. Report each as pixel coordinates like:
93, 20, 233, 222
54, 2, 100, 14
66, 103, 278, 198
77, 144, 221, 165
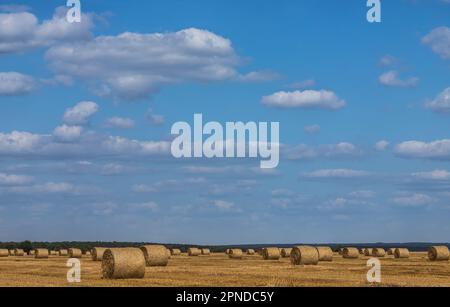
1, 0, 450, 244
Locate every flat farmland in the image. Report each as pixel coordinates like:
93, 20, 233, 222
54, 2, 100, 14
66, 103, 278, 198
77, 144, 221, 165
0, 252, 449, 287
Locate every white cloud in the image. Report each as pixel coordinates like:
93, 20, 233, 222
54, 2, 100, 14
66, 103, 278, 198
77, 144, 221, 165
379, 55, 397, 66
0, 4, 30, 13
288, 79, 316, 89
53, 125, 83, 142
0, 8, 93, 54
105, 117, 135, 129
63, 101, 99, 125
304, 124, 321, 134
146, 109, 165, 126
425, 87, 450, 113
284, 142, 363, 160
375, 140, 390, 151
302, 169, 370, 179
129, 201, 159, 211
395, 139, 450, 160
236, 71, 280, 82
391, 193, 435, 207
0, 72, 36, 96
349, 190, 376, 198
212, 200, 236, 211
262, 90, 346, 110
0, 173, 33, 186
45, 28, 271, 101
422, 26, 450, 60
379, 70, 419, 88
412, 170, 450, 181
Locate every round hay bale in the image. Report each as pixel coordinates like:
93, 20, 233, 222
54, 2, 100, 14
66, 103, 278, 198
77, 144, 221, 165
102, 248, 145, 279
394, 248, 410, 259
140, 245, 169, 267
343, 247, 359, 259
372, 248, 386, 257
359, 249, 365, 255
29, 250, 35, 255
188, 247, 201, 256
290, 246, 319, 265
316, 246, 333, 262
228, 249, 243, 259
58, 249, 68, 256
8, 250, 15, 256
262, 247, 280, 260
171, 249, 181, 256
280, 248, 292, 258
225, 249, 231, 255
166, 248, 171, 259
387, 248, 396, 255
14, 249, 24, 256
0, 249, 9, 257
201, 248, 211, 256
246, 249, 255, 255
92, 247, 107, 261
34, 249, 49, 259
428, 246, 450, 261
364, 248, 373, 256
68, 248, 82, 258
85, 251, 91, 257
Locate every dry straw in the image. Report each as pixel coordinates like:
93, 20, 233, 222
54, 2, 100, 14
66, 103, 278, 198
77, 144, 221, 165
69, 248, 82, 258
372, 248, 386, 257
58, 249, 68, 256
262, 247, 280, 260
364, 248, 373, 256
35, 249, 49, 259
14, 249, 24, 256
102, 248, 146, 279
85, 251, 91, 256
280, 248, 292, 258
359, 249, 365, 255
291, 246, 319, 265
8, 250, 14, 256
92, 247, 107, 261
225, 249, 231, 255
29, 250, 35, 255
394, 248, 410, 259
228, 249, 243, 259
246, 249, 255, 255
316, 246, 333, 262
201, 248, 211, 256
428, 246, 450, 261
140, 245, 169, 267
387, 248, 396, 255
0, 249, 9, 257
166, 248, 171, 259
188, 248, 202, 256
171, 249, 181, 256
343, 247, 359, 259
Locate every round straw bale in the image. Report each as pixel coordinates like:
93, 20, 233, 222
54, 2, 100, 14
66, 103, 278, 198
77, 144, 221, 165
85, 251, 91, 257
201, 248, 211, 256
246, 249, 255, 255
68, 248, 82, 258
359, 249, 365, 255
228, 249, 243, 259
316, 246, 333, 261
394, 248, 410, 259
102, 248, 145, 279
58, 249, 68, 256
280, 248, 292, 258
387, 248, 396, 255
9, 250, 14, 256
140, 245, 169, 267
166, 248, 171, 259
343, 247, 360, 259
188, 247, 201, 256
372, 248, 386, 257
35, 249, 49, 259
0, 249, 9, 257
290, 246, 319, 265
225, 249, 231, 255
364, 248, 373, 256
29, 250, 35, 255
92, 247, 107, 261
428, 246, 450, 261
262, 247, 280, 260
14, 249, 24, 256
171, 249, 181, 256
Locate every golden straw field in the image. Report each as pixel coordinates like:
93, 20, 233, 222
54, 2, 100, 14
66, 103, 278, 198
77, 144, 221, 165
0, 252, 449, 287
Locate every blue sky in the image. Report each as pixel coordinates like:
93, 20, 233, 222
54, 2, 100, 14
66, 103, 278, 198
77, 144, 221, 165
1, 0, 450, 244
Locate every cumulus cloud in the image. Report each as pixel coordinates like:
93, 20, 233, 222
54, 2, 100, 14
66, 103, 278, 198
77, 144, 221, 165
212, 200, 237, 212
425, 87, 450, 113
146, 109, 165, 126
0, 4, 30, 13
395, 139, 450, 160
304, 124, 321, 134
0, 173, 33, 186
53, 125, 83, 142
422, 26, 450, 60
105, 117, 135, 129
63, 101, 98, 125
391, 193, 435, 207
284, 142, 363, 160
375, 140, 390, 151
236, 71, 280, 82
45, 28, 272, 101
379, 70, 419, 88
379, 55, 398, 66
0, 72, 36, 96
261, 90, 346, 110
0, 7, 93, 54
302, 169, 370, 179
412, 170, 450, 181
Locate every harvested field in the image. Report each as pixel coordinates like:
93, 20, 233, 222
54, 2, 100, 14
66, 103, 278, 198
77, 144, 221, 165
0, 252, 449, 287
